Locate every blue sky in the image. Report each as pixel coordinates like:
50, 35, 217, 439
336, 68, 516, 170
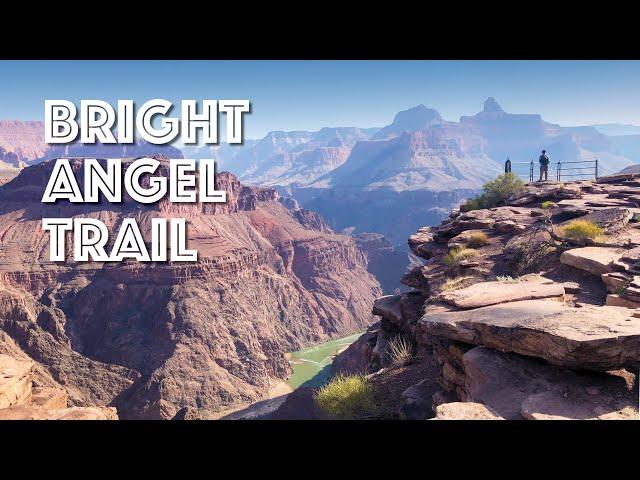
1, 60, 639, 139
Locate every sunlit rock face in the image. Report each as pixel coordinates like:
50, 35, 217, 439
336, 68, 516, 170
0, 158, 381, 419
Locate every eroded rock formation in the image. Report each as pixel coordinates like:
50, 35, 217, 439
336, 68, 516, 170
0, 157, 381, 419
336, 174, 640, 420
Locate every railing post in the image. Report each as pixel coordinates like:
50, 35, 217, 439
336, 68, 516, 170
595, 157, 598, 180
557, 161, 561, 182
529, 160, 534, 182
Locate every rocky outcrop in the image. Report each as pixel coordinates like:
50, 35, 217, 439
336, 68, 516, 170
0, 157, 381, 419
461, 347, 636, 420
0, 350, 117, 420
436, 274, 564, 309
420, 300, 640, 371
336, 174, 640, 420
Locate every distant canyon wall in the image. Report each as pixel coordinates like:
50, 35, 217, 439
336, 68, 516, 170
289, 186, 474, 246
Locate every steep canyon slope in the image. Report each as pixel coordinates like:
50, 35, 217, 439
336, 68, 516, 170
0, 158, 381, 419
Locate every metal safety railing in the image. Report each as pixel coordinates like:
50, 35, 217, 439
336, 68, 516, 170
555, 159, 599, 182
505, 158, 599, 182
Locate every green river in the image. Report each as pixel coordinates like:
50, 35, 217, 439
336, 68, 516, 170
286, 332, 362, 389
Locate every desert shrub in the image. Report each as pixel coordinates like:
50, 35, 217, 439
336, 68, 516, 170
440, 275, 476, 292
560, 220, 603, 241
386, 335, 415, 366
467, 231, 489, 248
314, 374, 378, 419
443, 247, 477, 267
463, 173, 525, 211
541, 201, 557, 209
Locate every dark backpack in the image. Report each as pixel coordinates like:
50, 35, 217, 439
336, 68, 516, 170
539, 154, 550, 165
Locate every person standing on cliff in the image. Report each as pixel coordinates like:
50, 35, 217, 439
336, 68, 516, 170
538, 150, 550, 181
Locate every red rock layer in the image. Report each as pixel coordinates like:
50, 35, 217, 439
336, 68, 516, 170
0, 158, 381, 419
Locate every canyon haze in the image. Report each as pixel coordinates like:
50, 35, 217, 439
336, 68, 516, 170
180, 98, 640, 245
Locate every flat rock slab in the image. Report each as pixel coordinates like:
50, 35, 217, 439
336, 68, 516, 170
521, 391, 638, 420
420, 300, 640, 371
560, 247, 626, 276
463, 347, 637, 420
434, 402, 504, 420
438, 275, 564, 309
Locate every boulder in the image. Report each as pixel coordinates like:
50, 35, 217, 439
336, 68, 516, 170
605, 294, 640, 309
408, 227, 435, 258
372, 295, 402, 326
437, 275, 564, 309
0, 354, 33, 409
420, 300, 640, 371
400, 379, 434, 420
493, 220, 527, 234
601, 272, 631, 293
434, 402, 504, 420
463, 347, 637, 420
571, 208, 633, 234
560, 247, 626, 276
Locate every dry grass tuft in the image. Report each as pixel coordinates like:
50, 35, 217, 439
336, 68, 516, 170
314, 374, 378, 419
560, 220, 603, 241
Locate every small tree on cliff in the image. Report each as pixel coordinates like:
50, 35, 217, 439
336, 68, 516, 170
463, 173, 525, 211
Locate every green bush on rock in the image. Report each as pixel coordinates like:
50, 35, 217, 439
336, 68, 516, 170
463, 173, 525, 211
560, 220, 603, 241
314, 374, 378, 420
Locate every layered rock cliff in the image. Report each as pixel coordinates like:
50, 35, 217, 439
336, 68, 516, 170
0, 120, 48, 164
0, 157, 381, 419
334, 175, 640, 420
0, 120, 183, 166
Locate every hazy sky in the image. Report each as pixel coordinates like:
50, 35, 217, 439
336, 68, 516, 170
1, 60, 639, 139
